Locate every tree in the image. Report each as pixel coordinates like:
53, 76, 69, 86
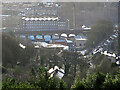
61, 51, 82, 76
72, 72, 106, 89
102, 73, 114, 89
19, 45, 36, 66
72, 81, 85, 89
71, 76, 85, 89
3, 68, 120, 89
113, 73, 120, 88
2, 67, 67, 89
91, 54, 119, 75
2, 78, 36, 89
57, 80, 67, 89
86, 20, 113, 48
2, 34, 21, 69
2, 16, 21, 28
2, 33, 37, 71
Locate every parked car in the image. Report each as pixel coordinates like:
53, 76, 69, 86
104, 43, 107, 46
110, 36, 114, 40
106, 40, 110, 43
113, 35, 117, 38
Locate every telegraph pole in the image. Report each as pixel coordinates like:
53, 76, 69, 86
118, 1, 120, 55
73, 3, 76, 30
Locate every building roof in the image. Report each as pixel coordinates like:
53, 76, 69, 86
22, 16, 59, 21
74, 35, 86, 38
75, 38, 87, 41
19, 43, 26, 49
32, 41, 68, 50
54, 39, 66, 42
48, 66, 65, 79
69, 34, 75, 37
74, 35, 87, 41
61, 33, 67, 37
52, 38, 66, 42
66, 40, 73, 43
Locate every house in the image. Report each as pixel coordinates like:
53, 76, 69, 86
66, 39, 75, 51
48, 66, 65, 79
74, 35, 87, 49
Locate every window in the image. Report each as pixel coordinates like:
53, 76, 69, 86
79, 44, 82, 46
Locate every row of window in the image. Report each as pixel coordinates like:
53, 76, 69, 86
32, 26, 58, 28
79, 44, 86, 46
21, 29, 66, 31
23, 24, 66, 27
23, 21, 66, 24
23, 23, 62, 25
23, 22, 59, 24
25, 12, 57, 14
23, 26, 66, 29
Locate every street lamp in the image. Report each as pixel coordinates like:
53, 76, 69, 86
67, 19, 69, 30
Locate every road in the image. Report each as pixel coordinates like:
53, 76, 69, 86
83, 30, 120, 68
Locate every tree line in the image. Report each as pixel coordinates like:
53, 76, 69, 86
2, 33, 37, 73
2, 67, 120, 89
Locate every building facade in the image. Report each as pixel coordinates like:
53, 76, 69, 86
18, 16, 68, 31
50, 38, 67, 46
74, 36, 87, 49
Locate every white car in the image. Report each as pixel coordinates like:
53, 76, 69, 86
116, 57, 119, 60
113, 35, 117, 38
34, 45, 39, 48
93, 51, 97, 55
110, 36, 114, 40
93, 49, 98, 54
106, 40, 110, 43
99, 48, 103, 52
104, 43, 107, 46
103, 51, 116, 57
112, 53, 116, 58
115, 33, 118, 36
103, 51, 108, 55
116, 61, 120, 65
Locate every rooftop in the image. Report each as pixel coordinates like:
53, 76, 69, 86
48, 66, 65, 79
54, 39, 66, 42
74, 35, 87, 41
22, 17, 59, 21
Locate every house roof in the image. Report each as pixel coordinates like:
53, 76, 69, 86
48, 66, 65, 79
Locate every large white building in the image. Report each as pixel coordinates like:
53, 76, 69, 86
18, 16, 68, 31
